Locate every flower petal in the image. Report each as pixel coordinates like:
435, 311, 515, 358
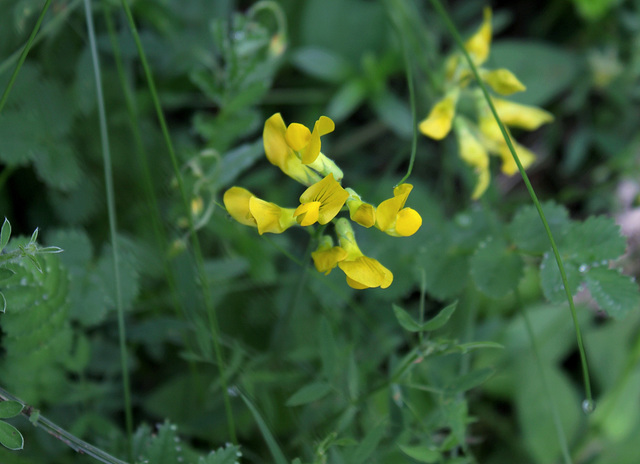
285, 123, 311, 151
482, 68, 526, 95
312, 245, 347, 275
419, 92, 458, 140
497, 142, 536, 176
223, 187, 257, 227
395, 208, 422, 237
339, 256, 393, 289
464, 7, 492, 65
294, 201, 321, 226
471, 165, 490, 200
298, 173, 348, 225
249, 197, 295, 234
493, 98, 554, 130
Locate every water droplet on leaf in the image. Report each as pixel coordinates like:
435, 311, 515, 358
582, 399, 596, 414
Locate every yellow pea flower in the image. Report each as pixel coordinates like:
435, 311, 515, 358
264, 113, 323, 186
345, 188, 376, 228
491, 98, 554, 131
418, 89, 459, 140
285, 116, 335, 164
223, 186, 297, 235
495, 141, 537, 176
454, 118, 491, 200
294, 173, 349, 226
336, 218, 393, 289
375, 184, 422, 237
464, 7, 492, 66
480, 68, 526, 95
311, 236, 347, 275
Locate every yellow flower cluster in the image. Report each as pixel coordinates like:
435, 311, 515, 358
223, 113, 422, 289
419, 8, 553, 199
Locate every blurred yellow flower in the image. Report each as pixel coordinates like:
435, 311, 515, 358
418, 89, 459, 140
294, 173, 349, 226
454, 118, 490, 199
464, 7, 492, 65
336, 218, 393, 289
375, 184, 422, 237
223, 186, 297, 235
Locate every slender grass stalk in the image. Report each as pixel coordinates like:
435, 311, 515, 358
0, 0, 52, 114
429, 0, 593, 406
118, 0, 236, 442
83, 0, 133, 455
102, 5, 206, 402
0, 387, 129, 464
516, 294, 573, 464
387, 0, 418, 186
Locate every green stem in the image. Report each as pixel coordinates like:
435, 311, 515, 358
0, 0, 52, 114
517, 294, 573, 464
83, 0, 133, 455
387, 0, 418, 186
429, 0, 593, 405
0, 387, 129, 464
118, 1, 236, 442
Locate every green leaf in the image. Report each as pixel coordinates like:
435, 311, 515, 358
217, 140, 264, 188
326, 79, 367, 122
397, 444, 441, 463
348, 422, 386, 464
372, 91, 412, 138
584, 267, 640, 319
539, 253, 581, 304
0, 420, 23, 450
563, 216, 626, 264
286, 382, 333, 406
392, 304, 422, 332
488, 41, 580, 106
0, 401, 23, 419
420, 236, 469, 300
0, 292, 5, 313
445, 367, 495, 394
199, 444, 243, 464
239, 391, 288, 464
0, 268, 15, 282
572, 0, 617, 20
508, 202, 570, 254
470, 237, 523, 299
392, 301, 457, 332
1, 218, 10, 250
422, 301, 458, 330
290, 47, 353, 83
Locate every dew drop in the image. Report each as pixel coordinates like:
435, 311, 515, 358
579, 264, 588, 273
582, 399, 596, 414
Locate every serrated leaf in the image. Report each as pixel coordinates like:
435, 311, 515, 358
0, 420, 23, 450
539, 253, 581, 304
420, 237, 469, 300
1, 218, 10, 250
563, 216, 626, 264
508, 202, 570, 253
0, 401, 23, 419
585, 267, 640, 319
471, 237, 523, 299
286, 382, 333, 406
290, 47, 353, 83
398, 444, 441, 463
199, 444, 243, 464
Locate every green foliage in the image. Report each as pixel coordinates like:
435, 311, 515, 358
0, 401, 23, 451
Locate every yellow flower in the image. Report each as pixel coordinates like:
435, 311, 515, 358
491, 98, 554, 131
375, 184, 422, 237
294, 173, 349, 226
454, 118, 491, 200
419, 89, 459, 140
223, 186, 297, 235
311, 236, 347, 275
495, 140, 537, 176
480, 69, 526, 95
336, 218, 393, 289
464, 7, 492, 66
345, 188, 376, 228
285, 116, 335, 164
264, 113, 323, 186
